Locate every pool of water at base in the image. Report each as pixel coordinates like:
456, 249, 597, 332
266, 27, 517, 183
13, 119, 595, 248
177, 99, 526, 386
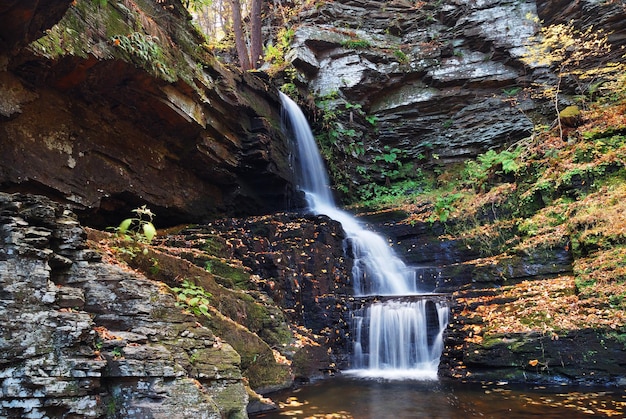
252, 376, 625, 419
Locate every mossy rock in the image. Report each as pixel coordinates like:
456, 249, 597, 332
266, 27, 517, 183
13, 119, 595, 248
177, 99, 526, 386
560, 105, 582, 127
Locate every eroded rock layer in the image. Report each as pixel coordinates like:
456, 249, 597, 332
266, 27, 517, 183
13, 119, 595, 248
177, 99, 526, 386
0, 192, 248, 418
0, 0, 296, 228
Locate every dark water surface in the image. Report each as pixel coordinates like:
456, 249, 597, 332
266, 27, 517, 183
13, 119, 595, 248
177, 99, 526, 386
253, 376, 625, 418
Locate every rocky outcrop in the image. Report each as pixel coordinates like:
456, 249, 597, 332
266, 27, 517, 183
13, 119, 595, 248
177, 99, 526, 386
286, 0, 538, 188
163, 213, 355, 374
283, 0, 626, 201
0, 192, 249, 418
358, 192, 626, 386
0, 0, 296, 229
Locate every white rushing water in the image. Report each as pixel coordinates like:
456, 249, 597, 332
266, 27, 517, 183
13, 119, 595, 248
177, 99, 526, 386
280, 92, 448, 379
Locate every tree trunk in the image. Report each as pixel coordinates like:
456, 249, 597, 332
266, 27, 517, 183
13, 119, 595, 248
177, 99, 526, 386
249, 0, 263, 69
229, 0, 251, 70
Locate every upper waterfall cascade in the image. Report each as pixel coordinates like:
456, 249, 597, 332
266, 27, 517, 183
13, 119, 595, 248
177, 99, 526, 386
280, 92, 448, 378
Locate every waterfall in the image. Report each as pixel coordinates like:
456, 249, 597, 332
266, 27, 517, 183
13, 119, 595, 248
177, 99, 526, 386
280, 92, 448, 379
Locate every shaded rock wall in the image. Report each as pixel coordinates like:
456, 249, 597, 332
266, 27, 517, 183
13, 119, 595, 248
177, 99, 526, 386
173, 213, 355, 372
0, 192, 248, 418
0, 0, 297, 228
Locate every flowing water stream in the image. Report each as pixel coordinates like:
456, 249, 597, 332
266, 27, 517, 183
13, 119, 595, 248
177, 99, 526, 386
280, 93, 448, 379
269, 94, 626, 419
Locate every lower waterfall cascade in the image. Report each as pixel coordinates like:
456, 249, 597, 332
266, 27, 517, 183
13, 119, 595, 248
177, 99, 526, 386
280, 92, 449, 379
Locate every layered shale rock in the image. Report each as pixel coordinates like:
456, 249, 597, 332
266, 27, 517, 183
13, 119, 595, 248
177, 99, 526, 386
0, 0, 296, 228
0, 192, 248, 418
284, 0, 626, 200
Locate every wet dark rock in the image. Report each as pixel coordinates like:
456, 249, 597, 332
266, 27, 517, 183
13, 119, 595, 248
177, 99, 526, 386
171, 213, 355, 371
440, 302, 626, 386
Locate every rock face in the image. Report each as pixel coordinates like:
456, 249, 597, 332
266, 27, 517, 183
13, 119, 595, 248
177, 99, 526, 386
360, 203, 626, 386
287, 0, 537, 175
169, 213, 355, 374
0, 192, 248, 418
0, 0, 296, 228
284, 0, 626, 200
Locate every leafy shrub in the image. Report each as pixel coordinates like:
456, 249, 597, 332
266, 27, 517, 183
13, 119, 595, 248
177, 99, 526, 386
428, 193, 463, 223
462, 148, 522, 190
112, 205, 157, 244
171, 280, 212, 318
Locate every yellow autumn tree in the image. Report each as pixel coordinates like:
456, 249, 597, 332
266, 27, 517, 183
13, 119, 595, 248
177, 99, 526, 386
521, 19, 624, 139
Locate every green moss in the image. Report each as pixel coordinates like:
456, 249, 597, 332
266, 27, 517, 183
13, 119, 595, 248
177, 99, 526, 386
29, 0, 216, 89
341, 39, 371, 49
559, 105, 581, 118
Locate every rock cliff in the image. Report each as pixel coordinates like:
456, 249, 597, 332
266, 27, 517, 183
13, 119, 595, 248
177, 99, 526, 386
2, 0, 626, 414
0, 191, 353, 417
0, 0, 296, 228
0, 192, 248, 418
284, 0, 626, 201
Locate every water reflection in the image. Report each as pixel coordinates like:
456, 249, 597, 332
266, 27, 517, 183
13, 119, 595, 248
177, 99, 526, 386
252, 377, 626, 418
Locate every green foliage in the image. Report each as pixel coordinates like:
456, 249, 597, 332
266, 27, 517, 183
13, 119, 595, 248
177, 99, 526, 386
502, 87, 521, 97
112, 205, 157, 244
111, 32, 174, 80
393, 48, 409, 63
264, 27, 295, 75
341, 39, 371, 49
182, 0, 213, 10
171, 280, 212, 318
280, 82, 298, 97
365, 115, 378, 126
359, 175, 433, 207
428, 193, 463, 223
374, 146, 403, 166
462, 147, 522, 190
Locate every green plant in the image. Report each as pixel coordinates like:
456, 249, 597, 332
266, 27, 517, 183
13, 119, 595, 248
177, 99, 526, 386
113, 205, 157, 244
111, 32, 173, 80
393, 48, 409, 63
365, 115, 378, 126
171, 280, 212, 317
149, 258, 160, 275
502, 87, 521, 97
280, 82, 297, 97
428, 193, 463, 223
374, 146, 403, 165
106, 397, 117, 417
264, 27, 295, 75
341, 39, 371, 49
462, 147, 522, 190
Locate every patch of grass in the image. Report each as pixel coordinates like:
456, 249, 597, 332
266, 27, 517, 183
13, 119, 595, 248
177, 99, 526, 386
341, 38, 371, 49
